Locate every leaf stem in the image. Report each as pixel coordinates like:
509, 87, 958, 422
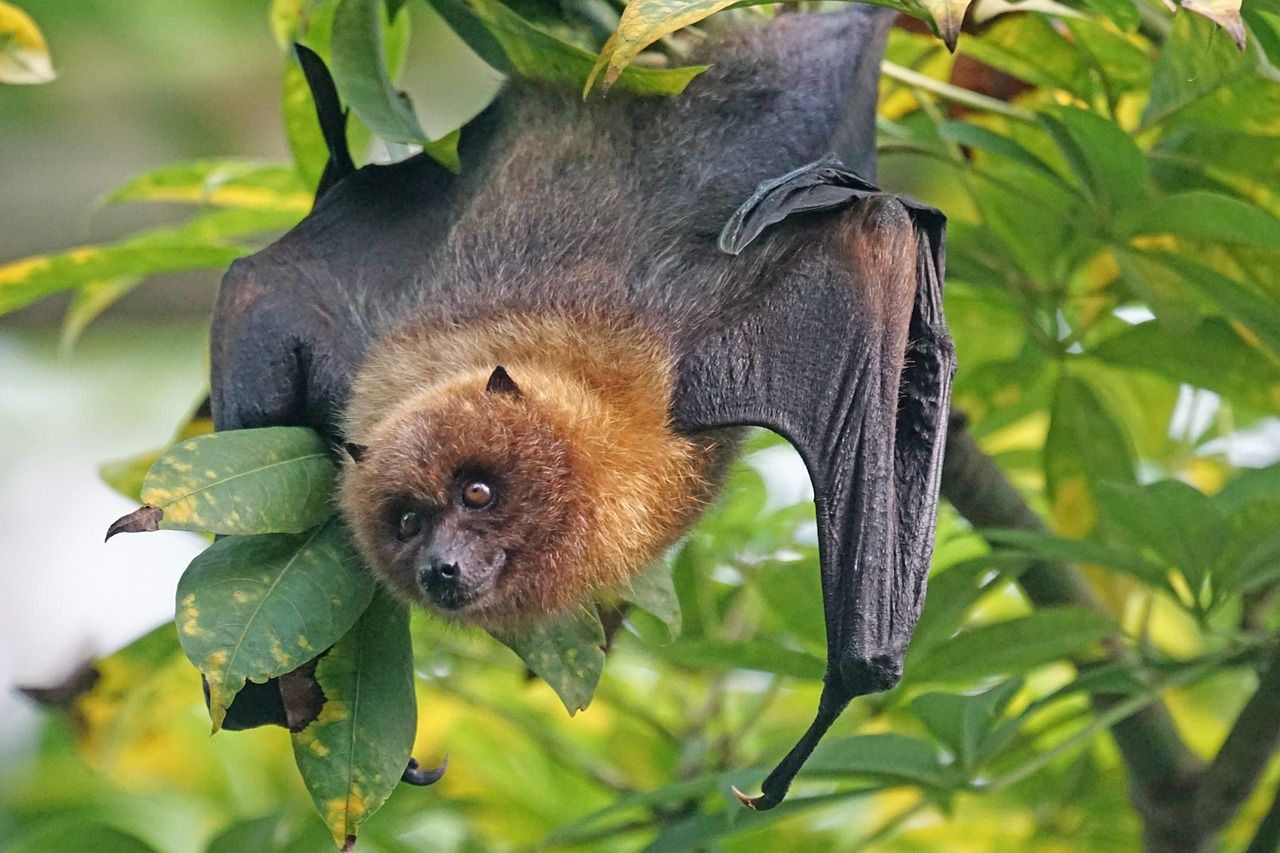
881, 61, 1036, 122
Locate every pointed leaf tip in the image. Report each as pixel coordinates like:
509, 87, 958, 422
1179, 0, 1246, 51
922, 0, 973, 53
105, 505, 164, 540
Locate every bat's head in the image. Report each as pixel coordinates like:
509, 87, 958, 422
339, 355, 719, 630
339, 366, 587, 627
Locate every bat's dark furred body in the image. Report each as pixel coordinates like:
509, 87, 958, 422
211, 7, 954, 809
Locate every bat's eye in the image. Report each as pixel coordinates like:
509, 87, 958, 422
461, 479, 494, 509
397, 509, 423, 541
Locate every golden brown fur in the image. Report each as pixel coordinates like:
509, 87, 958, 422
339, 312, 728, 629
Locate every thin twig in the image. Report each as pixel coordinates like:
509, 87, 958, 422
881, 61, 1036, 122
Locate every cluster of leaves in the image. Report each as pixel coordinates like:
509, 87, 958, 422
3, 0, 1280, 851
101, 423, 680, 845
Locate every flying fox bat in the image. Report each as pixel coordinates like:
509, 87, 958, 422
210, 6, 954, 809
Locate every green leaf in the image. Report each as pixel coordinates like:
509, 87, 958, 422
205, 815, 281, 853
283, 0, 342, 188
1121, 190, 1280, 249
619, 558, 682, 639
104, 160, 312, 213
137, 428, 336, 536
937, 120, 1066, 183
752, 554, 825, 650
0, 242, 244, 317
59, 276, 143, 351
0, 1, 55, 84
1087, 318, 1280, 412
1180, 0, 1246, 51
1138, 252, 1280, 359
176, 522, 375, 731
331, 0, 426, 143
908, 554, 1030, 659
8, 821, 155, 853
1217, 462, 1280, 513
805, 733, 959, 789
1096, 480, 1227, 596
1044, 375, 1135, 536
1040, 107, 1147, 215
425, 0, 514, 74
499, 605, 606, 715
1143, 11, 1255, 128
586, 0, 737, 92
460, 0, 704, 96
911, 678, 1023, 773
907, 608, 1114, 684
1, 206, 290, 319
1080, 0, 1139, 31
292, 589, 416, 850
1212, 499, 1280, 596
983, 528, 1168, 589
655, 638, 825, 680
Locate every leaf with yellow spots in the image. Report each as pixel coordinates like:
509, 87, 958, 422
441, 0, 704, 97
0, 205, 297, 318
497, 604, 606, 715
292, 589, 416, 849
110, 427, 336, 537
0, 243, 243, 317
103, 159, 313, 214
585, 0, 736, 94
176, 520, 374, 732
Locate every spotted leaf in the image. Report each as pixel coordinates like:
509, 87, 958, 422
123, 427, 336, 536
292, 589, 416, 850
175, 521, 374, 732
499, 605, 606, 715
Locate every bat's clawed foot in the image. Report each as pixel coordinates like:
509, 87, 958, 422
402, 755, 448, 786
731, 784, 781, 811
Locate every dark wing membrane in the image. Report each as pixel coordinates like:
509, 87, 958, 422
294, 43, 356, 204
673, 160, 954, 809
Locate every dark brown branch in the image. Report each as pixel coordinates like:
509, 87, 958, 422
1195, 641, 1280, 835
940, 414, 1206, 851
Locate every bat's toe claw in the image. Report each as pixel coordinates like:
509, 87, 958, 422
402, 755, 448, 786
731, 784, 778, 811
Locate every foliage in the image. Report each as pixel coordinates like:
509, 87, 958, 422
3, 1, 1280, 852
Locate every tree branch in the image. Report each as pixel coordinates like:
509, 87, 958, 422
1195, 641, 1280, 835
939, 414, 1205, 850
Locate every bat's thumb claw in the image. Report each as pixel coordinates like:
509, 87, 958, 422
731, 784, 778, 811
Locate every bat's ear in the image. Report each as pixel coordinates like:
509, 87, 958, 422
485, 366, 522, 398
343, 442, 368, 463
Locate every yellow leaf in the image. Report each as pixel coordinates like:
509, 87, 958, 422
589, 0, 737, 93
0, 1, 54, 84
920, 0, 974, 52
1179, 0, 1246, 51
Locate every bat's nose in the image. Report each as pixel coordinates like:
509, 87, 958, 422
420, 557, 463, 608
